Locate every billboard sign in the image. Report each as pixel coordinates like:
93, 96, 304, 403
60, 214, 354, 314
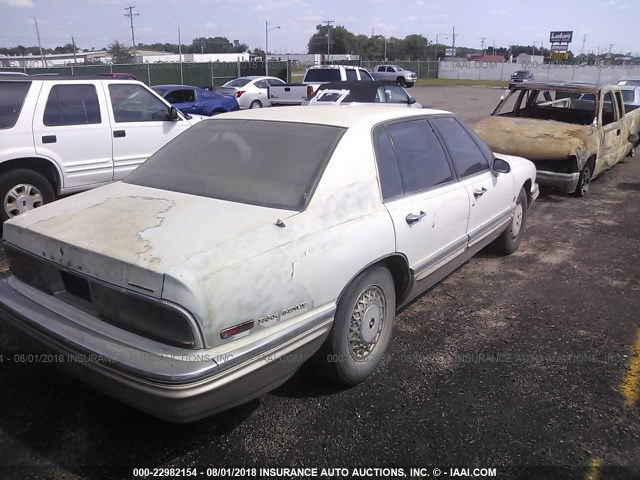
549, 31, 573, 43
550, 52, 569, 60
550, 44, 569, 52
445, 48, 456, 57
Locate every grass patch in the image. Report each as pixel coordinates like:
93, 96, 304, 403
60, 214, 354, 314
416, 78, 508, 87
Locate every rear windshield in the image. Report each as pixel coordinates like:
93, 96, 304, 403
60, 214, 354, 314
125, 119, 346, 211
304, 69, 341, 83
0, 81, 31, 129
224, 78, 251, 87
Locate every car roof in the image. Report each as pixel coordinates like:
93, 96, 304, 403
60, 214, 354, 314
0, 75, 143, 82
317, 80, 404, 100
152, 84, 199, 89
215, 104, 450, 128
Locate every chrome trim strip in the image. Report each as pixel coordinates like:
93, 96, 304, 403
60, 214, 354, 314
467, 209, 513, 247
412, 237, 468, 280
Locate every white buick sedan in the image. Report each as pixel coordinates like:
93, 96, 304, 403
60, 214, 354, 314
0, 106, 538, 422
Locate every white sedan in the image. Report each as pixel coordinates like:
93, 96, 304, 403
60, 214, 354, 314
0, 106, 538, 422
216, 75, 285, 109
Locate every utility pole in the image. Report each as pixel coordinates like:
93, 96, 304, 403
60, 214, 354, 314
452, 25, 456, 55
34, 18, 45, 67
325, 20, 334, 61
580, 34, 586, 57
124, 5, 139, 62
608, 43, 614, 55
480, 37, 487, 57
71, 36, 77, 64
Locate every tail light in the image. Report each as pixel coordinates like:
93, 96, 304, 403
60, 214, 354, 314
306, 85, 314, 98
234, 90, 245, 98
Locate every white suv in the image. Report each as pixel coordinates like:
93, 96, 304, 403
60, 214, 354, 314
0, 76, 203, 223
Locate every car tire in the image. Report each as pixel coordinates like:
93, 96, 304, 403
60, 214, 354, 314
405, 82, 414, 88
312, 266, 396, 386
575, 162, 592, 197
249, 100, 262, 109
490, 187, 528, 255
0, 169, 55, 223
396, 77, 406, 87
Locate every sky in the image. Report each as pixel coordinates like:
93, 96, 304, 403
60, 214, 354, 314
0, 0, 639, 55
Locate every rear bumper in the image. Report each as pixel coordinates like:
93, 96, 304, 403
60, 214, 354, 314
535, 171, 580, 194
0, 277, 333, 422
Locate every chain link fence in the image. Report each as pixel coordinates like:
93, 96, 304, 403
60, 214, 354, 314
0, 60, 289, 87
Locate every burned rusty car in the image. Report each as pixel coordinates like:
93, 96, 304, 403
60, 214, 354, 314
0, 107, 538, 422
474, 82, 640, 196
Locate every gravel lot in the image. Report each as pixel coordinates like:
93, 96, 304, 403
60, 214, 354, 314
0, 86, 639, 480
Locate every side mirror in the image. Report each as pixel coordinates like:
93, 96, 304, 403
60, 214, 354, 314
169, 105, 179, 121
493, 158, 511, 174
408, 97, 416, 105
628, 133, 639, 144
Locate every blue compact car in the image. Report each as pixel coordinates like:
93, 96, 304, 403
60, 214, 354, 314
152, 84, 239, 116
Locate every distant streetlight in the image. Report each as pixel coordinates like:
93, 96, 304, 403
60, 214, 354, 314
265, 20, 280, 76
435, 33, 450, 60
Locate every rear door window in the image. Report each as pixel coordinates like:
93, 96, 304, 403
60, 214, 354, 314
386, 119, 454, 194
0, 81, 31, 129
43, 84, 101, 126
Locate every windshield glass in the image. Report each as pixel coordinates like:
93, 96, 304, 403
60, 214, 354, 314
125, 119, 346, 211
224, 78, 251, 87
513, 71, 529, 77
304, 69, 341, 82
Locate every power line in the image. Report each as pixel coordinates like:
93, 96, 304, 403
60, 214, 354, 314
124, 5, 139, 61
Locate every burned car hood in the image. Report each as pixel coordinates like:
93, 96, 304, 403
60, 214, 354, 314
474, 116, 595, 160
3, 182, 297, 298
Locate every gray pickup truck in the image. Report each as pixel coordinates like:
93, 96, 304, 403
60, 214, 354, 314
370, 65, 417, 87
268, 65, 374, 106
474, 81, 640, 196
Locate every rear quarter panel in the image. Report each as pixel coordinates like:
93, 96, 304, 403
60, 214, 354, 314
163, 123, 395, 347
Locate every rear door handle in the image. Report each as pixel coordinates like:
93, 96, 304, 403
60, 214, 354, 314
113, 130, 126, 138
617, 129, 621, 136
42, 135, 56, 144
473, 187, 488, 198
405, 211, 426, 225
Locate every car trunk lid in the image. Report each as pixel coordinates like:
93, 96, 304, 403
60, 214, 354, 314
3, 182, 297, 298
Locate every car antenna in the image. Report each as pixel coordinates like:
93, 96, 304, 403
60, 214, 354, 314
275, 219, 286, 228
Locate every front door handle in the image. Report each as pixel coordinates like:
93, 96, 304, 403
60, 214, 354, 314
473, 187, 488, 198
113, 130, 126, 138
42, 135, 56, 144
617, 129, 621, 136
405, 211, 426, 225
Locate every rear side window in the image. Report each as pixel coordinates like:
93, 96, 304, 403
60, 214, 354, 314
360, 70, 374, 81
433, 117, 490, 178
0, 81, 31, 129
387, 119, 453, 194
43, 84, 101, 126
373, 125, 403, 200
345, 69, 358, 81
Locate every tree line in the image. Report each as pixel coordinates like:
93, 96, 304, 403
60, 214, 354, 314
3, 25, 636, 64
